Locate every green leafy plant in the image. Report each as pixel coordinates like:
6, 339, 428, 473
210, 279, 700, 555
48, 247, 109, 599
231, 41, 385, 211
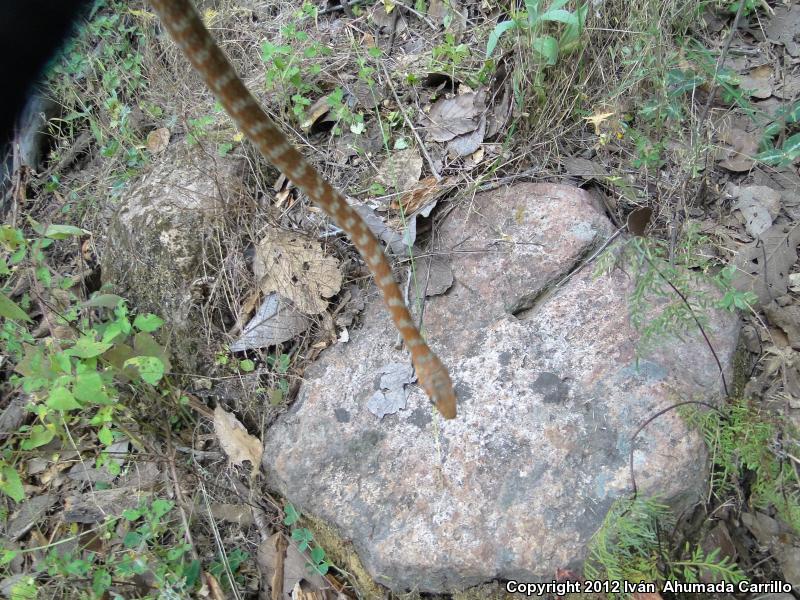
42, 498, 199, 598
683, 399, 800, 533
267, 352, 292, 405
0, 224, 170, 501
485, 0, 587, 65
261, 24, 332, 123
283, 503, 333, 575
47, 2, 151, 191
595, 225, 755, 360
757, 133, 800, 167
585, 496, 745, 591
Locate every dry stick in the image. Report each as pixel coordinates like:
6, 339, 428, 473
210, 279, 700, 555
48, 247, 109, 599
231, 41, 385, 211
640, 250, 729, 397
628, 400, 722, 499
200, 480, 244, 600
694, 0, 748, 133
671, 0, 748, 261
381, 62, 441, 180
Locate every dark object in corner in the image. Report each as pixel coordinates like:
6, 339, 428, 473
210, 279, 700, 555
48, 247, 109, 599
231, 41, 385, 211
0, 0, 90, 143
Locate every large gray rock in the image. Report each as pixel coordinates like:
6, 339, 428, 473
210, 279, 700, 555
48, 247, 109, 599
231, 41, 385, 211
102, 144, 245, 371
263, 183, 740, 593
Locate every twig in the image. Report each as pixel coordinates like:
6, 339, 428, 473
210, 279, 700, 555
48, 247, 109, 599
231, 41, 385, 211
695, 0, 747, 132
640, 251, 729, 396
628, 400, 722, 499
393, 1, 438, 31
381, 63, 441, 180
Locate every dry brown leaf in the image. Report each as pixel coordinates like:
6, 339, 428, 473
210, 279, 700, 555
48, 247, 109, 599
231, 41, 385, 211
231, 293, 310, 351
719, 127, 758, 172
259, 532, 328, 598
254, 229, 342, 315
765, 302, 800, 349
425, 93, 483, 142
739, 64, 773, 99
210, 503, 254, 527
731, 222, 800, 307
391, 176, 439, 213
416, 255, 454, 296
146, 127, 170, 154
764, 4, 800, 57
300, 96, 332, 131
627, 207, 653, 237
729, 183, 781, 237
448, 114, 486, 157
376, 148, 423, 192
213, 405, 263, 477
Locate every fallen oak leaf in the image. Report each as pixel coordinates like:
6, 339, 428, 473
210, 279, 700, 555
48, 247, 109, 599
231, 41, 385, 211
254, 229, 342, 315
213, 405, 263, 477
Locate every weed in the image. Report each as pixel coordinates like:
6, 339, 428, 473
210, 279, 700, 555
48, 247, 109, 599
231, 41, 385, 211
0, 498, 202, 598
0, 223, 169, 499
485, 0, 587, 65
261, 24, 331, 123
283, 503, 333, 575
585, 496, 745, 592
594, 226, 756, 360
47, 1, 151, 193
267, 352, 292, 405
683, 399, 800, 534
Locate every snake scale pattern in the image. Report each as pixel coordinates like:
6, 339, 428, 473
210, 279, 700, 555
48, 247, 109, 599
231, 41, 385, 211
148, 0, 456, 418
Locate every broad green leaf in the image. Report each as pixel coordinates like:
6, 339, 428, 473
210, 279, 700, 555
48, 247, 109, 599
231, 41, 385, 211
133, 313, 163, 332
560, 2, 587, 50
44, 224, 88, 240
532, 35, 559, 65
123, 356, 164, 385
123, 531, 143, 548
47, 386, 82, 411
756, 148, 785, 166
67, 336, 112, 359
539, 8, 577, 25
183, 559, 201, 588
666, 69, 705, 95
486, 20, 517, 58
9, 577, 37, 600
21, 425, 55, 450
0, 467, 24, 502
786, 100, 800, 124
92, 569, 112, 596
122, 507, 143, 521
283, 503, 300, 526
53, 352, 71, 375
762, 122, 782, 141
133, 332, 171, 373
101, 320, 126, 344
82, 294, 124, 308
97, 426, 114, 445
74, 372, 108, 405
781, 132, 800, 157
239, 359, 255, 372
151, 498, 173, 518
310, 546, 325, 563
0, 225, 24, 250
0, 292, 32, 323
523, 0, 541, 20
0, 550, 18, 565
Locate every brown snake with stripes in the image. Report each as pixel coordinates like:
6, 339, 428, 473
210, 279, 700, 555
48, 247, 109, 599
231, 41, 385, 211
148, 0, 457, 419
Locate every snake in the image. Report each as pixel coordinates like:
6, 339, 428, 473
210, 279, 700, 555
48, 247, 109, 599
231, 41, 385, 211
147, 0, 456, 418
